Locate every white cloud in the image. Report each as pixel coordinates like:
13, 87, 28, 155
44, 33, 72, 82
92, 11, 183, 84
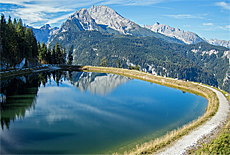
203, 23, 213, 26
215, 2, 230, 10
216, 25, 230, 30
183, 25, 190, 28
0, 0, 167, 27
124, 0, 163, 6
0, 0, 102, 27
165, 14, 204, 19
47, 13, 73, 25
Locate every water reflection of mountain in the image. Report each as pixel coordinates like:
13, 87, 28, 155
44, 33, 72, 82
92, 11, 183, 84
70, 72, 130, 95
0, 71, 130, 129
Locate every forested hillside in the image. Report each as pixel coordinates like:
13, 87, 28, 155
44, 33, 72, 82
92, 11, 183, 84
0, 15, 74, 69
49, 30, 230, 91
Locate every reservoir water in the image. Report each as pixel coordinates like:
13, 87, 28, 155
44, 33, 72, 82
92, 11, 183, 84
0, 71, 208, 154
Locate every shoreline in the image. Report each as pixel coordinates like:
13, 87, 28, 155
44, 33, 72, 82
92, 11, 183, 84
82, 66, 229, 154
1, 65, 229, 154
154, 86, 229, 155
0, 65, 84, 80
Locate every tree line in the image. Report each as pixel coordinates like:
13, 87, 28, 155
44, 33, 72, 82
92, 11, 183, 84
1, 14, 38, 68
38, 41, 73, 65
0, 15, 73, 69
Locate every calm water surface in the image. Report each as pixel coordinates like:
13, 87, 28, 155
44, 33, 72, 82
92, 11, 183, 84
0, 71, 208, 154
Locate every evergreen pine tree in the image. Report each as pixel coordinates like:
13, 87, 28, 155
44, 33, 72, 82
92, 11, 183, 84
67, 46, 73, 65
55, 42, 61, 64
62, 47, 66, 64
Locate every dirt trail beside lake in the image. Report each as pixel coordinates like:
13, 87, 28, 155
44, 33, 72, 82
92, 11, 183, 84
155, 86, 229, 155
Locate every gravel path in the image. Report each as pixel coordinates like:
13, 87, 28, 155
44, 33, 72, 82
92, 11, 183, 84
155, 86, 229, 155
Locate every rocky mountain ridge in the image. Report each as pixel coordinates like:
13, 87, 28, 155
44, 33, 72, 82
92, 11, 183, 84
206, 38, 230, 49
144, 22, 230, 48
143, 22, 205, 44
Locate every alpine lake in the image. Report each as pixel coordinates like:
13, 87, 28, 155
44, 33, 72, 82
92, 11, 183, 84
0, 70, 208, 154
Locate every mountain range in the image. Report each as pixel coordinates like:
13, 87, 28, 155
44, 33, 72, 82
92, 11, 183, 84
33, 5, 229, 48
30, 5, 230, 93
143, 22, 230, 48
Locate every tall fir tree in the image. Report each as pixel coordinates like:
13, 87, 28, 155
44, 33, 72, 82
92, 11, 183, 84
1, 15, 38, 69
67, 46, 73, 65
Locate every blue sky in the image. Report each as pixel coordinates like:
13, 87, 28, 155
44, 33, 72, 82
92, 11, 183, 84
0, 0, 229, 40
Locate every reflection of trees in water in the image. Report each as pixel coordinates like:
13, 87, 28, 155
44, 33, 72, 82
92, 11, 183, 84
0, 70, 69, 130
1, 70, 127, 130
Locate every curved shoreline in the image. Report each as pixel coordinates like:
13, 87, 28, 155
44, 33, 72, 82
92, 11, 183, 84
82, 66, 228, 154
1, 66, 229, 154
155, 86, 229, 155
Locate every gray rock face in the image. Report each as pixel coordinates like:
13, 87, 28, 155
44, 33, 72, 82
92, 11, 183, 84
88, 5, 135, 34
144, 22, 230, 48
144, 22, 205, 44
57, 5, 140, 35
206, 38, 230, 49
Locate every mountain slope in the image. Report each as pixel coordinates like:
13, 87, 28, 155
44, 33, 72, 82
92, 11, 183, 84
49, 30, 223, 87
35, 5, 230, 93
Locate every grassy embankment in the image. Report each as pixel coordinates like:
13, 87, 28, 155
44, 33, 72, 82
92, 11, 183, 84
82, 66, 223, 154
0, 66, 48, 80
